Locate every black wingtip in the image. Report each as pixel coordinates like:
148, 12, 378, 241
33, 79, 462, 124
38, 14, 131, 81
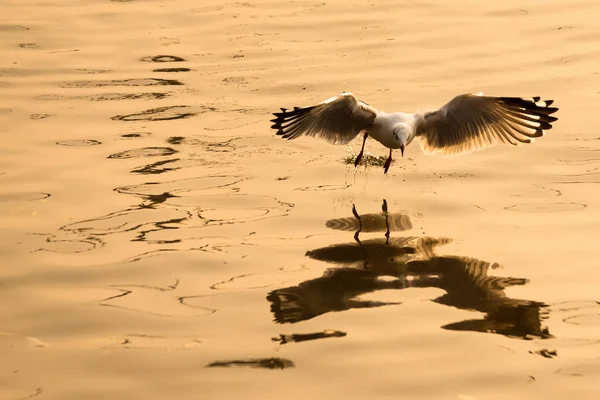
500, 97, 559, 116
270, 104, 317, 140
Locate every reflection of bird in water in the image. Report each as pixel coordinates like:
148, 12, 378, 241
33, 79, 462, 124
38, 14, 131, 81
267, 200, 551, 339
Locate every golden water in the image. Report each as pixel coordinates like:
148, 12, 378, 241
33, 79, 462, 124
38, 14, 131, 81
1, 1, 599, 399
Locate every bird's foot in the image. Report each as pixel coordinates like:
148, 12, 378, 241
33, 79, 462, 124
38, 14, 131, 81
383, 157, 392, 174
383, 149, 393, 174
354, 151, 364, 168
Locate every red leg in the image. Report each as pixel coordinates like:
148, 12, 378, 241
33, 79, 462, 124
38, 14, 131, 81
383, 149, 393, 174
354, 132, 368, 167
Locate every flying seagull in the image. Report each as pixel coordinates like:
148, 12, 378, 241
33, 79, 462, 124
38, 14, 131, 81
270, 92, 559, 173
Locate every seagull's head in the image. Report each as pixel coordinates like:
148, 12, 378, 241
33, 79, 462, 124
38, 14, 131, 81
392, 123, 410, 157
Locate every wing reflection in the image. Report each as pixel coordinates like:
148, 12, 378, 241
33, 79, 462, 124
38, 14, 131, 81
267, 268, 406, 323
267, 200, 551, 340
407, 256, 552, 339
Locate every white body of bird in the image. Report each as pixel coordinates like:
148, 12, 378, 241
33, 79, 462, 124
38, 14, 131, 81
369, 111, 420, 150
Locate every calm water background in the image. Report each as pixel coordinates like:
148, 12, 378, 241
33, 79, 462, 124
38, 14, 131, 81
1, 1, 599, 399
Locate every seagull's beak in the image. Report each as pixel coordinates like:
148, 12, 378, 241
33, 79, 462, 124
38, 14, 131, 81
400, 144, 405, 157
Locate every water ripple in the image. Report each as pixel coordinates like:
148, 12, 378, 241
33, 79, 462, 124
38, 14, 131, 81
107, 147, 178, 159
153, 68, 192, 73
140, 55, 186, 62
56, 139, 102, 146
111, 105, 209, 121
59, 78, 183, 88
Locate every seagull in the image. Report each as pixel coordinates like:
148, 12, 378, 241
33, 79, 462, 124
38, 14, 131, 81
270, 92, 559, 173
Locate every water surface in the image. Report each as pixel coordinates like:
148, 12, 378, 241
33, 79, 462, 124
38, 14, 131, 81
1, 1, 600, 399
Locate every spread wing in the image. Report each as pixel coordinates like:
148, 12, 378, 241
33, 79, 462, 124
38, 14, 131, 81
271, 92, 378, 145
415, 93, 559, 156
